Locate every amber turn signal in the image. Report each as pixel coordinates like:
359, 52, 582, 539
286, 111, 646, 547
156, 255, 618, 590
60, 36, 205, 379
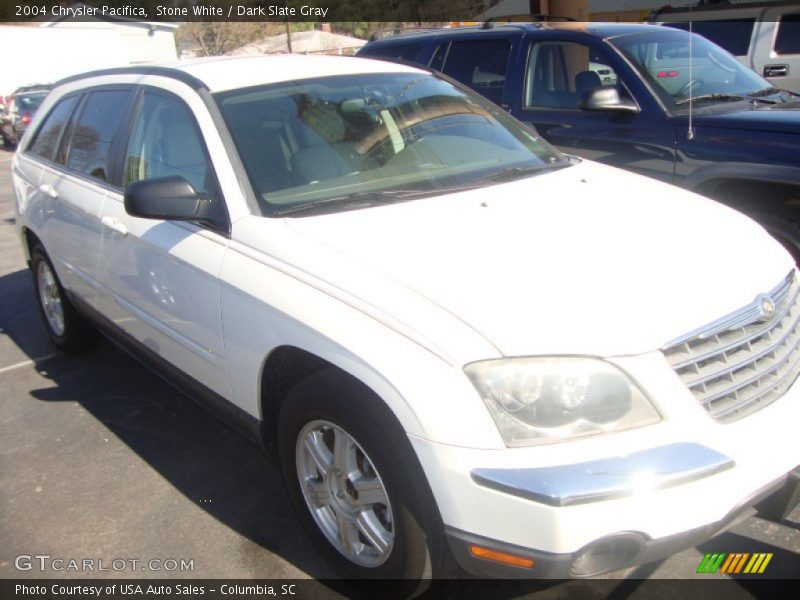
469, 545, 535, 569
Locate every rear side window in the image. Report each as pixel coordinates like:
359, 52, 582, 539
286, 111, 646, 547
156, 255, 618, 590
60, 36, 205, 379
775, 14, 800, 55
435, 39, 512, 104
664, 20, 755, 57
359, 43, 422, 62
27, 95, 79, 161
66, 90, 130, 183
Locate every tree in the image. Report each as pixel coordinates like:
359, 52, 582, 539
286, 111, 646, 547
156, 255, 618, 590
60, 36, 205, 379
177, 22, 318, 57
177, 23, 273, 57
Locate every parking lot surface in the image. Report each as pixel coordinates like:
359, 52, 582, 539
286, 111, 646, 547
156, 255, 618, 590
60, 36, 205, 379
0, 147, 798, 591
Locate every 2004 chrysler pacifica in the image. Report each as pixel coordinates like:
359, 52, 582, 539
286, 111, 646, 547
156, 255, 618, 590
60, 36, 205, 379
12, 55, 800, 583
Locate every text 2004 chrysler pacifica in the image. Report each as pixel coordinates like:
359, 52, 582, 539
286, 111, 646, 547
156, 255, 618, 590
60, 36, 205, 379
12, 55, 800, 582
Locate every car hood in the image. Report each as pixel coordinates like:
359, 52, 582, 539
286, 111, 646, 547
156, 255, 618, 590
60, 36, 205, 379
260, 161, 793, 361
682, 104, 800, 135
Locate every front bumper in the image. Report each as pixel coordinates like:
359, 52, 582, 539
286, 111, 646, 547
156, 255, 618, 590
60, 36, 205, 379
471, 442, 734, 507
445, 467, 799, 578
409, 346, 800, 576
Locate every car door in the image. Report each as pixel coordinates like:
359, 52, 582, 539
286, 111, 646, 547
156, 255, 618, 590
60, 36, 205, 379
32, 88, 134, 310
97, 87, 232, 398
511, 35, 677, 184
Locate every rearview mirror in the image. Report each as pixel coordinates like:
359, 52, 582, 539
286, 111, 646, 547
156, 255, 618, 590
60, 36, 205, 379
124, 176, 226, 231
578, 87, 640, 114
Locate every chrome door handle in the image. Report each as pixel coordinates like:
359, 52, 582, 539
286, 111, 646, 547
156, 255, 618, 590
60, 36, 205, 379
39, 184, 58, 198
101, 215, 128, 236
764, 64, 789, 78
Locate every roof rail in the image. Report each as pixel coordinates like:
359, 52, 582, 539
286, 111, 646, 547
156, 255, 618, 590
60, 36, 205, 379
369, 26, 453, 42
482, 14, 576, 29
57, 66, 206, 91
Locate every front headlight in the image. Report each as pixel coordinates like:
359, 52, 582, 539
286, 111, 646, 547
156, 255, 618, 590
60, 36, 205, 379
464, 357, 661, 446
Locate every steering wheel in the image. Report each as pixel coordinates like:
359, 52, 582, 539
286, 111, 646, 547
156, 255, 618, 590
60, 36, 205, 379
677, 78, 705, 98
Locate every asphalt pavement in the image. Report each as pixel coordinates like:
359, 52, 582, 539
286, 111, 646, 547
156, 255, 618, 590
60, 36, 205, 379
0, 146, 797, 594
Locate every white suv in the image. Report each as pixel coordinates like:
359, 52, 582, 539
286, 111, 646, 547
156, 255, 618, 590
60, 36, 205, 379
12, 55, 800, 583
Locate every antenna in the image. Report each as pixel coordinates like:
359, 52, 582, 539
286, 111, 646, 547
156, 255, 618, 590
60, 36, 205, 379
687, 14, 694, 140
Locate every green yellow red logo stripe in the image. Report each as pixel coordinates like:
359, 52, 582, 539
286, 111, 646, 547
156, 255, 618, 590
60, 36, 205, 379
696, 552, 773, 574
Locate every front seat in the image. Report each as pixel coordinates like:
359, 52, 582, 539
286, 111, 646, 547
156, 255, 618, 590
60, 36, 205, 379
575, 70, 603, 104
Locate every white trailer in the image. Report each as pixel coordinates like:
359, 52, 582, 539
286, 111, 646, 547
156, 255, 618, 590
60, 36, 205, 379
0, 22, 178, 98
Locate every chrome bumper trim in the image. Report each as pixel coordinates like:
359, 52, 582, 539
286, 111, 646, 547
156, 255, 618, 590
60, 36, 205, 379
471, 442, 734, 507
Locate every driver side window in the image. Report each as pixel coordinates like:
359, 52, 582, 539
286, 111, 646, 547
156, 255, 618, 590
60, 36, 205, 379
524, 41, 621, 109
123, 91, 217, 197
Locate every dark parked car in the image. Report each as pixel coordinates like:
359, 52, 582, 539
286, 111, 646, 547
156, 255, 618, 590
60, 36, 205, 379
359, 23, 800, 259
1, 88, 51, 147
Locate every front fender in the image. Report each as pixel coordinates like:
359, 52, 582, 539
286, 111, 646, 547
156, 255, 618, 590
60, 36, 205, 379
218, 242, 506, 450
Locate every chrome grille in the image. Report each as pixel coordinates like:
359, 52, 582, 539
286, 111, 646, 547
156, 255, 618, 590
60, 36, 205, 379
663, 271, 800, 423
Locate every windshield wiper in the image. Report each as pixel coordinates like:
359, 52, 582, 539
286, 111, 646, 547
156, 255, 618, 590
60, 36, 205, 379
676, 92, 779, 106
467, 163, 570, 186
749, 87, 781, 98
278, 188, 434, 216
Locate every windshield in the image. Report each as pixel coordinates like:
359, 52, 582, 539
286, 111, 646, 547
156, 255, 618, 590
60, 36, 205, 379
608, 28, 774, 108
216, 72, 565, 215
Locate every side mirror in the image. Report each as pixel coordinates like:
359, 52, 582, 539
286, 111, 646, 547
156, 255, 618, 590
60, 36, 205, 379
578, 86, 640, 114
124, 176, 223, 228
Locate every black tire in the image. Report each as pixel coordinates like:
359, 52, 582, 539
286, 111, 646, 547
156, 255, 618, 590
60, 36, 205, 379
278, 369, 458, 590
748, 210, 800, 266
30, 244, 100, 353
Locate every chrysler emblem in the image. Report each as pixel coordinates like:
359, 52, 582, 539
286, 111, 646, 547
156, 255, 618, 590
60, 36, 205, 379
760, 297, 776, 318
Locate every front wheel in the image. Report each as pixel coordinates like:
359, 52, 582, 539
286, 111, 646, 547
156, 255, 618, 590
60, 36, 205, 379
278, 369, 457, 587
295, 418, 396, 568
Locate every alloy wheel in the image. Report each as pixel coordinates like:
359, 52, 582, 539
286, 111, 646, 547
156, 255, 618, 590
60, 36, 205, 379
295, 419, 395, 567
37, 260, 65, 337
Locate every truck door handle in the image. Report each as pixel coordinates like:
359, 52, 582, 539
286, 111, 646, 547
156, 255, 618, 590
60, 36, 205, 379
763, 64, 788, 78
39, 184, 58, 199
101, 215, 127, 236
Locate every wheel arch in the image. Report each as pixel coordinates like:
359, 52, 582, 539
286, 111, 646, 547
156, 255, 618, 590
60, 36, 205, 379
257, 344, 426, 458
20, 225, 42, 265
686, 164, 800, 215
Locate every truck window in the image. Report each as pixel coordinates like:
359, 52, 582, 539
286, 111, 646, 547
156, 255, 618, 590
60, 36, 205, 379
437, 39, 511, 105
525, 41, 619, 109
663, 20, 755, 57
775, 14, 800, 55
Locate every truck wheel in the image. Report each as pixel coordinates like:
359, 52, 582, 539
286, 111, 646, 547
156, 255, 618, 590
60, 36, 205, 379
31, 244, 100, 352
278, 369, 457, 590
748, 210, 800, 266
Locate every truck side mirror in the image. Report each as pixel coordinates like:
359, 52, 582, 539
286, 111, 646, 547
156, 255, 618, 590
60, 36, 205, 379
579, 87, 640, 114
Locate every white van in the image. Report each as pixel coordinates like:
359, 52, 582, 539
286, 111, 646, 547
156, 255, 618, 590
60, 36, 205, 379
651, 1, 800, 94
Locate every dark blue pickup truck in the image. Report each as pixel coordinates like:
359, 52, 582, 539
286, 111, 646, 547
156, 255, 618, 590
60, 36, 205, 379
359, 23, 800, 259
